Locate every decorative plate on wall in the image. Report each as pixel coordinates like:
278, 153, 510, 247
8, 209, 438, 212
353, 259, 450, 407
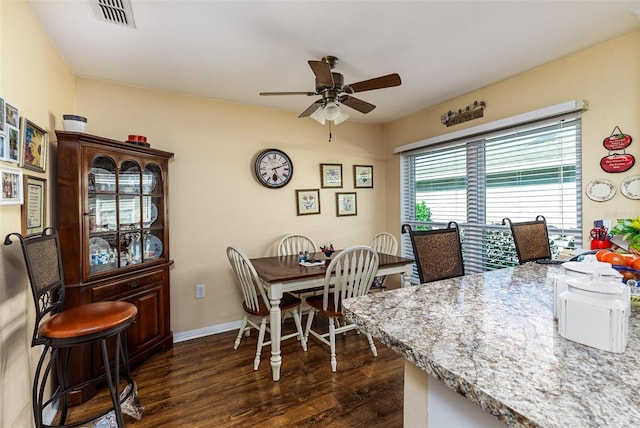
585, 179, 616, 202
621, 175, 640, 200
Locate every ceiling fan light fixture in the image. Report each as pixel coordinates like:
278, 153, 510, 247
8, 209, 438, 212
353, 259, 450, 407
310, 107, 326, 125
322, 101, 341, 121
333, 109, 350, 125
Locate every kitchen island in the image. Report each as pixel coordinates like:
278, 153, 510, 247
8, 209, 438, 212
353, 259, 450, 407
342, 263, 640, 427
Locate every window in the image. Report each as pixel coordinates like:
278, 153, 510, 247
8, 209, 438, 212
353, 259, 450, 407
400, 113, 582, 280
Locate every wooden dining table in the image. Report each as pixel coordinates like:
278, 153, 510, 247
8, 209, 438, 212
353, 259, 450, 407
249, 251, 415, 381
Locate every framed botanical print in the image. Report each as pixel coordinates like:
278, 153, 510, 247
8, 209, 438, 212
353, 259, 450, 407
20, 117, 48, 172
353, 165, 373, 188
320, 163, 343, 188
296, 189, 321, 215
0, 166, 23, 205
336, 192, 357, 216
22, 175, 47, 236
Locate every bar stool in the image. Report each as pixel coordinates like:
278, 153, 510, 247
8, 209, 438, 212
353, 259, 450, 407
4, 228, 139, 427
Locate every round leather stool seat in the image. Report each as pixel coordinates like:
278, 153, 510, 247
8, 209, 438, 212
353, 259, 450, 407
40, 301, 138, 341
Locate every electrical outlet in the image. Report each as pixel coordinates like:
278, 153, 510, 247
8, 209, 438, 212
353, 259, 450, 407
195, 284, 205, 299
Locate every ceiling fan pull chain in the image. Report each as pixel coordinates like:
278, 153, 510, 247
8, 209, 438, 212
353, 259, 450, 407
329, 121, 332, 142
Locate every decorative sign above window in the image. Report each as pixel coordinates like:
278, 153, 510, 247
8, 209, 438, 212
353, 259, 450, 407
441, 101, 486, 127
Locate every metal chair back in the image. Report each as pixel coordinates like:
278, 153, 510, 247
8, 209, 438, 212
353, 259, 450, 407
4, 228, 65, 346
402, 223, 465, 284
502, 215, 552, 264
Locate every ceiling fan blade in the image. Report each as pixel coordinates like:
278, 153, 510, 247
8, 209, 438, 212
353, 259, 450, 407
308, 60, 334, 87
299, 100, 323, 118
260, 91, 316, 96
339, 95, 376, 114
346, 73, 401, 93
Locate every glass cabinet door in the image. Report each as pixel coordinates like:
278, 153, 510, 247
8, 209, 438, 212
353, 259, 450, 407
86, 155, 165, 277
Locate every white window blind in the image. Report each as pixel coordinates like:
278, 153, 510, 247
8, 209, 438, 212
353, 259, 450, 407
401, 113, 582, 281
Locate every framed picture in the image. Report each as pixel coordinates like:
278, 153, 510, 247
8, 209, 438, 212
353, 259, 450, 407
320, 163, 343, 188
0, 98, 5, 133
296, 189, 321, 216
0, 166, 23, 205
20, 117, 48, 172
336, 192, 357, 216
7, 127, 20, 163
353, 165, 373, 188
22, 175, 47, 236
0, 135, 4, 160
5, 102, 18, 128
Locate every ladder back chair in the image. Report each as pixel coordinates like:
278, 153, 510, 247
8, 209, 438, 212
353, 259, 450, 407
369, 232, 398, 290
304, 245, 380, 372
277, 234, 317, 257
401, 223, 465, 284
4, 228, 140, 428
369, 232, 398, 255
502, 215, 552, 264
276, 233, 323, 298
227, 246, 307, 370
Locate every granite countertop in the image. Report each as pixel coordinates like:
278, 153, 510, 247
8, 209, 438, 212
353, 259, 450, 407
342, 263, 640, 427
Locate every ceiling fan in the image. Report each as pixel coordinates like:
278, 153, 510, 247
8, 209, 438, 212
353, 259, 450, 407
259, 55, 401, 125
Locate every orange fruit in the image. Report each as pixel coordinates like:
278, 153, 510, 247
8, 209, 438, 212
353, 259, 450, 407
595, 249, 610, 262
630, 257, 640, 271
602, 252, 628, 266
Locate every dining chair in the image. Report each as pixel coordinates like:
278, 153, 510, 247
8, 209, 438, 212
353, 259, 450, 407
369, 232, 398, 290
502, 215, 552, 264
369, 232, 398, 255
4, 228, 141, 428
401, 223, 465, 284
226, 246, 307, 370
304, 245, 379, 372
277, 233, 317, 257
276, 233, 324, 299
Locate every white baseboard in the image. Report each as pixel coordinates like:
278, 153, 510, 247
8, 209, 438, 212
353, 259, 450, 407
173, 320, 242, 343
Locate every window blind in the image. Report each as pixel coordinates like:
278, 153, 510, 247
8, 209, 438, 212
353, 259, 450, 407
401, 113, 582, 282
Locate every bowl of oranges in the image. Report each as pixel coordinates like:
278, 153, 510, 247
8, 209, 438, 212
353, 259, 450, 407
595, 249, 640, 283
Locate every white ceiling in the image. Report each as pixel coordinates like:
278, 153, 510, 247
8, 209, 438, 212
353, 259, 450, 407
28, 1, 640, 125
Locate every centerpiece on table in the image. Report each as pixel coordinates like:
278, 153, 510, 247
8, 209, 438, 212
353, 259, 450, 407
320, 243, 335, 264
610, 216, 640, 256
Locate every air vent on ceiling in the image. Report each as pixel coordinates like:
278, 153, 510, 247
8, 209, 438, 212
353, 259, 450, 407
93, 0, 136, 28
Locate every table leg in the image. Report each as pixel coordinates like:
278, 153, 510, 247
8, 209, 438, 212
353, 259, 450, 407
402, 263, 413, 287
268, 284, 283, 381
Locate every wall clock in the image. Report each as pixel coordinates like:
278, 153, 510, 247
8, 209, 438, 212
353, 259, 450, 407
255, 148, 293, 188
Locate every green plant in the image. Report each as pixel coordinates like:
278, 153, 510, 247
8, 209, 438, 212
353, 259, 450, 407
610, 217, 640, 253
415, 201, 431, 222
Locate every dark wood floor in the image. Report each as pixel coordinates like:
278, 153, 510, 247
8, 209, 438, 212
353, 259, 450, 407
64, 316, 404, 427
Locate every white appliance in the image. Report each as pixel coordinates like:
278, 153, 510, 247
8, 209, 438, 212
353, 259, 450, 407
553, 259, 620, 319
557, 272, 629, 353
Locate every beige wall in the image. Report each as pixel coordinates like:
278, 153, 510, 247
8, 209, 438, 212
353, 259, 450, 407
384, 31, 640, 244
0, 1, 76, 426
74, 79, 386, 333
1, 1, 639, 425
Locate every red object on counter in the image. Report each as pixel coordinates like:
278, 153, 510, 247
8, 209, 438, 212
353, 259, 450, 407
591, 238, 612, 250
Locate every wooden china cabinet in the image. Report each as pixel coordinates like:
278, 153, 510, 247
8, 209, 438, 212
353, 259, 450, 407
56, 131, 174, 405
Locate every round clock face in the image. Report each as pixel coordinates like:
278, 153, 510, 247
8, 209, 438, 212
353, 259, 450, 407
255, 149, 293, 188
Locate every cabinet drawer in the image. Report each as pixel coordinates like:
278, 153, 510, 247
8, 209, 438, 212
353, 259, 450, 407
92, 270, 165, 301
